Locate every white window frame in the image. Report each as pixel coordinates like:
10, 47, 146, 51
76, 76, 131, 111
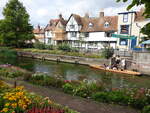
70, 32, 77, 37
123, 14, 128, 23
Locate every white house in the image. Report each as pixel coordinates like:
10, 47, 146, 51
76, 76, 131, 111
44, 19, 59, 45
66, 12, 118, 50
33, 25, 45, 43
116, 8, 150, 50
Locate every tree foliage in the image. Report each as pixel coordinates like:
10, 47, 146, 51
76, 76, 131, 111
117, 0, 150, 40
0, 0, 34, 47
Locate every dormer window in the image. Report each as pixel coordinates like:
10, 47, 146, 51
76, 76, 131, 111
70, 25, 75, 29
89, 23, 93, 28
104, 22, 109, 28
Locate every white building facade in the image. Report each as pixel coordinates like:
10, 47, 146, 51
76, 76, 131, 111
66, 12, 118, 50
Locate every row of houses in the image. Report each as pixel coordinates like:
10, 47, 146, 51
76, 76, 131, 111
33, 8, 150, 51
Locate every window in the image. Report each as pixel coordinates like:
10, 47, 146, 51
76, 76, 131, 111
105, 32, 112, 37
119, 38, 128, 45
123, 14, 128, 23
85, 32, 89, 37
48, 39, 51, 44
89, 23, 93, 28
47, 31, 50, 36
104, 22, 109, 28
71, 32, 77, 37
120, 25, 129, 34
70, 25, 75, 29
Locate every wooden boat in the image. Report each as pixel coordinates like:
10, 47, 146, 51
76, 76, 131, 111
89, 65, 141, 76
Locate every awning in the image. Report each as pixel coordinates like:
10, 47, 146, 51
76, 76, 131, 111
112, 34, 136, 39
141, 40, 150, 44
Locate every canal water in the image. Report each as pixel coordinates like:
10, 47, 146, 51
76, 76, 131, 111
0, 57, 150, 89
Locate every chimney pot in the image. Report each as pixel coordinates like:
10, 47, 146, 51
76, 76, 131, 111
84, 13, 89, 18
100, 11, 104, 18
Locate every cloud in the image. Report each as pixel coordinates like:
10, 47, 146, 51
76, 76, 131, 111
0, 0, 142, 26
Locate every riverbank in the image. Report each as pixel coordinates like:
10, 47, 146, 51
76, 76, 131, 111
1, 77, 140, 113
17, 51, 110, 66
17, 49, 150, 76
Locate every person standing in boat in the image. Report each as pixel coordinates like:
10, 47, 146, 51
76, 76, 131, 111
114, 55, 121, 70
121, 59, 126, 70
110, 54, 116, 69
116, 55, 121, 64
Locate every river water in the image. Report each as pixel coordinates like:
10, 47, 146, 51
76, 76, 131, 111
0, 57, 150, 89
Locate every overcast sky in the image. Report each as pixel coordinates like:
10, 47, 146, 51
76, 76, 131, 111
0, 0, 142, 27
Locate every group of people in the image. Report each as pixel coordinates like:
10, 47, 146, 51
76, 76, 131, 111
104, 54, 126, 71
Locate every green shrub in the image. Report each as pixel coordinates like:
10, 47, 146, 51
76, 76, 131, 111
108, 91, 131, 105
131, 98, 148, 109
0, 48, 17, 59
45, 45, 54, 50
101, 46, 114, 59
33, 42, 46, 50
0, 68, 25, 78
62, 83, 74, 94
92, 92, 110, 103
142, 105, 150, 113
29, 73, 64, 88
58, 43, 71, 52
73, 83, 90, 98
71, 47, 79, 52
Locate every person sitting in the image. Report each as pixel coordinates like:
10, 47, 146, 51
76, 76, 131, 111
103, 63, 110, 69
121, 59, 126, 71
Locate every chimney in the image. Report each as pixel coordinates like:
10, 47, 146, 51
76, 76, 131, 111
59, 14, 63, 19
99, 9, 104, 18
37, 24, 40, 30
84, 13, 89, 18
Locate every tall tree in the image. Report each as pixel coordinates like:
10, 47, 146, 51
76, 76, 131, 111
117, 0, 150, 40
0, 0, 34, 47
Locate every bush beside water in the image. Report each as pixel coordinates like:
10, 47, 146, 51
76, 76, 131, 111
29, 42, 102, 58
0, 47, 17, 59
101, 46, 114, 59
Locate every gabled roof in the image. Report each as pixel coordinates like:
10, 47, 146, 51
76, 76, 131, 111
67, 13, 118, 32
45, 19, 60, 31
33, 26, 44, 34
57, 18, 67, 26
67, 14, 82, 25
80, 16, 118, 32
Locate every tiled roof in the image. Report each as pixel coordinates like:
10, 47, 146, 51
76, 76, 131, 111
70, 14, 118, 32
33, 26, 44, 34
72, 14, 82, 25
59, 18, 67, 26
45, 19, 60, 31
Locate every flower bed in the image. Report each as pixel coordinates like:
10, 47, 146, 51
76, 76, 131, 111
25, 73, 150, 112
0, 66, 30, 78
0, 67, 150, 112
0, 80, 78, 113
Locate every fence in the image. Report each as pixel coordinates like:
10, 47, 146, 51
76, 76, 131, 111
114, 50, 133, 57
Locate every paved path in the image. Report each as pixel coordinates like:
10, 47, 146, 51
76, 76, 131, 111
3, 79, 140, 113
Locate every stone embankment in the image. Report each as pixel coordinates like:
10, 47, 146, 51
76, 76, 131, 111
17, 51, 150, 75
17, 51, 109, 66
131, 52, 150, 75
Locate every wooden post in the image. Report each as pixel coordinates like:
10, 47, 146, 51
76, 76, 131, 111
14, 81, 17, 88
